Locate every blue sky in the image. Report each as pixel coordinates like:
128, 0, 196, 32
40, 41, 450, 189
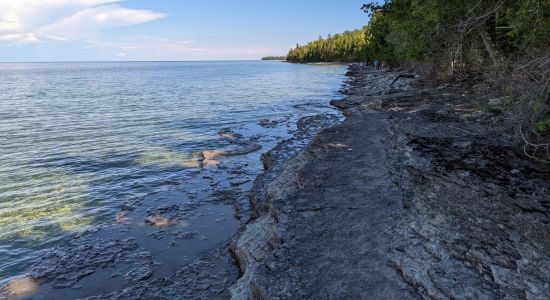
0, 0, 371, 62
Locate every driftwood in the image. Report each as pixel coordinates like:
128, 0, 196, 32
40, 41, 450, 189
520, 128, 550, 163
514, 54, 550, 163
390, 73, 415, 86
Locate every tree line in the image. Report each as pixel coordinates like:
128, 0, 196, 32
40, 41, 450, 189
287, 0, 548, 74
286, 28, 369, 63
261, 56, 287, 61
287, 0, 549, 161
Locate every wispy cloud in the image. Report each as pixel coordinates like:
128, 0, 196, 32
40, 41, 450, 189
0, 33, 38, 43
0, 0, 165, 43
85, 36, 283, 60
38, 5, 165, 41
0, 1, 284, 60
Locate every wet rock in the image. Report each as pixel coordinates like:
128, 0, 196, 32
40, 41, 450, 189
125, 266, 153, 283
115, 211, 131, 224
230, 178, 251, 186
145, 215, 174, 227
201, 144, 262, 168
0, 276, 38, 298
329, 99, 359, 109
3, 81, 339, 299
231, 102, 419, 298
173, 231, 197, 240
258, 119, 278, 128
218, 129, 243, 140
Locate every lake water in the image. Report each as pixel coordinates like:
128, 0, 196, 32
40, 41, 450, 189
0, 61, 346, 285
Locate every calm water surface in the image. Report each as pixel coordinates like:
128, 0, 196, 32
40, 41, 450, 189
0, 61, 345, 282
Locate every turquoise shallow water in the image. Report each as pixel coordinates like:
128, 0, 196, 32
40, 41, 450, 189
0, 61, 345, 282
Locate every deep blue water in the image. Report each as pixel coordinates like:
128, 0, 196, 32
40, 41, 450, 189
0, 61, 346, 282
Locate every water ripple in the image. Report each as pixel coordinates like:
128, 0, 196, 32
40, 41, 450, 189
0, 61, 345, 281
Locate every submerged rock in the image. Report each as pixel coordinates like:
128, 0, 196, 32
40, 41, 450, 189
1, 276, 38, 298
125, 266, 153, 283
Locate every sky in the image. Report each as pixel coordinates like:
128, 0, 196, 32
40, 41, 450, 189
0, 0, 372, 62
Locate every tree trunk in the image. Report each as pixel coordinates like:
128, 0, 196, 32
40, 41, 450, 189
477, 27, 500, 68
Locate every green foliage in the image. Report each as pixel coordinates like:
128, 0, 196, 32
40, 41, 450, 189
286, 27, 370, 63
497, 0, 550, 55
288, 0, 549, 70
536, 119, 550, 132
261, 56, 287, 61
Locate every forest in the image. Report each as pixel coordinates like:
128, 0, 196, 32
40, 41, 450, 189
286, 28, 369, 63
287, 0, 548, 71
261, 56, 287, 61
287, 0, 549, 162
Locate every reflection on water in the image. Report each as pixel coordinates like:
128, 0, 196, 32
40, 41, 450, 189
0, 168, 94, 240
0, 61, 345, 282
135, 145, 203, 168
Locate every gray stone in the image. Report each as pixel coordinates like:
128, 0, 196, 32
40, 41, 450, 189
488, 96, 511, 107
230, 67, 550, 300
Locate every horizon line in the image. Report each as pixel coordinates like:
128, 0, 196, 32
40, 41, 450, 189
0, 59, 281, 64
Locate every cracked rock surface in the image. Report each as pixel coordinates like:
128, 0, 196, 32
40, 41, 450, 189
231, 66, 550, 299
231, 69, 419, 299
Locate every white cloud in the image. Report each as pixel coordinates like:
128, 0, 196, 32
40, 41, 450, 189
0, 0, 122, 33
86, 36, 284, 60
0, 0, 164, 43
0, 33, 38, 43
38, 5, 165, 40
0, 1, 280, 60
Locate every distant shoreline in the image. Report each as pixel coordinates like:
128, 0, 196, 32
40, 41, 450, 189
261, 56, 286, 61
0, 60, 263, 64
302, 61, 349, 65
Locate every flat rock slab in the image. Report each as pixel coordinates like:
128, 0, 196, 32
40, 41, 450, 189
231, 67, 550, 299
231, 109, 419, 299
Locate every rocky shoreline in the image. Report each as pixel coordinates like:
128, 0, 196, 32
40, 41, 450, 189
2, 65, 548, 299
0, 66, 344, 300
230, 66, 550, 299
